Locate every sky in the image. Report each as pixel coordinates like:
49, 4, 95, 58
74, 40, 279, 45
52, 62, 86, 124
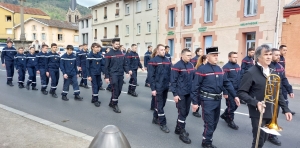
77, 0, 105, 7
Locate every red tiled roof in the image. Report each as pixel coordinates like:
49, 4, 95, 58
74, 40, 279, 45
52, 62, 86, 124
285, 0, 300, 8
0, 2, 48, 16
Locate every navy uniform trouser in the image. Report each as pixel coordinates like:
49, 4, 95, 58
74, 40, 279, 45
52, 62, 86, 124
110, 75, 124, 105
282, 87, 289, 105
62, 74, 80, 96
80, 66, 87, 85
91, 74, 102, 101
151, 95, 155, 109
153, 89, 168, 125
223, 91, 238, 121
27, 67, 37, 87
201, 100, 221, 144
18, 67, 26, 84
5, 60, 14, 82
176, 94, 191, 129
251, 118, 271, 148
128, 69, 137, 92
39, 69, 49, 90
49, 69, 59, 92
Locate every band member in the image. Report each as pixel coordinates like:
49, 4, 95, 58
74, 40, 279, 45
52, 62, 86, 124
126, 44, 144, 97
45, 43, 61, 98
104, 38, 130, 113
77, 43, 89, 89
191, 47, 240, 148
25, 47, 38, 90
220, 52, 241, 130
87, 43, 105, 107
14, 47, 27, 88
192, 55, 207, 118
60, 45, 83, 101
36, 45, 49, 95
267, 48, 295, 146
170, 48, 194, 144
148, 47, 158, 110
104, 47, 112, 92
237, 44, 292, 148
165, 46, 172, 63
148, 44, 171, 133
191, 48, 203, 66
144, 45, 152, 87
1, 40, 17, 86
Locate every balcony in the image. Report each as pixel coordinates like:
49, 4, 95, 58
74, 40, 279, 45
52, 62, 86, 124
115, 13, 119, 17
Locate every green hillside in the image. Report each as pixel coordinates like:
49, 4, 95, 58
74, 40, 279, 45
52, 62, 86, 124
1, 0, 91, 21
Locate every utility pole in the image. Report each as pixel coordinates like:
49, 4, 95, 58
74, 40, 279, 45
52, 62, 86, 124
19, 0, 26, 47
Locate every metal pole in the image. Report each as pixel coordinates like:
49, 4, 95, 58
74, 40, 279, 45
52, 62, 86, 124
19, 0, 26, 48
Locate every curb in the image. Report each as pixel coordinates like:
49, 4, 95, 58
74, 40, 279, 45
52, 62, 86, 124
0, 104, 94, 142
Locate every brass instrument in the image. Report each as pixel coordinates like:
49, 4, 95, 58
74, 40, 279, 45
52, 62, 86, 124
255, 74, 281, 148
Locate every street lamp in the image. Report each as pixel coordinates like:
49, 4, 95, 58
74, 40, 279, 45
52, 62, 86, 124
19, 0, 26, 45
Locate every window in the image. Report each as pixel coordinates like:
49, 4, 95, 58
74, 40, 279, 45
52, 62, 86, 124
185, 38, 192, 50
147, 22, 151, 33
125, 4, 130, 15
81, 21, 84, 28
86, 20, 88, 28
32, 25, 36, 31
204, 36, 212, 54
74, 35, 79, 42
185, 4, 192, 26
244, 0, 257, 16
116, 9, 120, 16
115, 25, 119, 37
94, 10, 98, 21
32, 33, 36, 40
147, 0, 152, 9
41, 33, 46, 40
126, 25, 129, 35
94, 29, 97, 39
168, 39, 174, 56
136, 1, 141, 12
104, 7, 107, 19
42, 27, 44, 31
137, 43, 141, 54
58, 34, 63, 41
204, 0, 213, 22
116, 3, 119, 7
104, 27, 107, 38
75, 15, 78, 22
137, 23, 141, 34
5, 15, 11, 22
246, 32, 256, 53
6, 28, 12, 34
169, 8, 175, 28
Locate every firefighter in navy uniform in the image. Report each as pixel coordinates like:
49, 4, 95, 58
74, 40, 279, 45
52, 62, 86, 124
144, 45, 152, 87
14, 47, 27, 88
191, 47, 240, 148
45, 43, 61, 98
170, 48, 194, 144
36, 45, 49, 95
220, 52, 241, 130
190, 48, 203, 66
126, 44, 144, 97
25, 47, 38, 90
148, 44, 172, 133
87, 43, 105, 107
77, 43, 90, 89
1, 40, 17, 86
104, 38, 130, 113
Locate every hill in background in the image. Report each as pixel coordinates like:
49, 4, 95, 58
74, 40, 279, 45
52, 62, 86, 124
1, 0, 91, 21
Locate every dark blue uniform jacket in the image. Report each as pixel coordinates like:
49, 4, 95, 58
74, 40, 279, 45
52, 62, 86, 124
77, 50, 89, 68
14, 53, 26, 70
279, 55, 285, 68
36, 51, 48, 70
222, 61, 241, 91
86, 52, 105, 77
144, 51, 152, 68
126, 51, 143, 70
104, 49, 129, 79
165, 53, 172, 63
60, 53, 78, 76
241, 56, 254, 76
190, 55, 199, 66
270, 62, 293, 94
26, 53, 38, 69
1, 47, 17, 63
45, 52, 60, 72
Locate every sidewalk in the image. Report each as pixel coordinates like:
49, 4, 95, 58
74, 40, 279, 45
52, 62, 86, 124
0, 108, 91, 148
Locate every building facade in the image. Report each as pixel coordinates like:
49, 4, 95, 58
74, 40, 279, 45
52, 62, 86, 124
66, 0, 82, 23
78, 14, 92, 48
90, 0, 158, 56
14, 18, 79, 47
0, 2, 50, 40
282, 0, 300, 77
159, 0, 291, 64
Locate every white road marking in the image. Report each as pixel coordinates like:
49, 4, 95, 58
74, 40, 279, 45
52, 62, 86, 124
0, 104, 94, 141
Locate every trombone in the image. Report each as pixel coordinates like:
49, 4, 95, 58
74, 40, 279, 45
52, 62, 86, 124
255, 74, 282, 148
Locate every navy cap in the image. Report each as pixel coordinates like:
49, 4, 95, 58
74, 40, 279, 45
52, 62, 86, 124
206, 47, 219, 54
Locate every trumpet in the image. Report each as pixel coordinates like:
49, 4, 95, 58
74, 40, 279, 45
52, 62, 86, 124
255, 74, 281, 148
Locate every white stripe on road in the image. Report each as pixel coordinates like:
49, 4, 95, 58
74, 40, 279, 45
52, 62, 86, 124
0, 104, 94, 142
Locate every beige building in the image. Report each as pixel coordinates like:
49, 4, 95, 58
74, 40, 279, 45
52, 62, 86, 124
159, 0, 293, 64
66, 0, 82, 23
90, 0, 158, 56
14, 18, 79, 47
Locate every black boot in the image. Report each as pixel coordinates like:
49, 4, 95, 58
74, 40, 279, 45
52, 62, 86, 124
268, 135, 281, 146
175, 126, 189, 136
94, 101, 101, 107
19, 84, 24, 88
26, 84, 30, 90
145, 83, 150, 87
51, 90, 58, 98
62, 95, 69, 101
32, 87, 38, 91
112, 104, 121, 113
127, 91, 132, 95
227, 120, 239, 130
130, 91, 138, 97
202, 143, 217, 148
179, 129, 191, 144
152, 117, 158, 124
160, 125, 170, 133
74, 95, 83, 101
7, 81, 14, 87
106, 87, 112, 92
99, 87, 105, 90
220, 114, 229, 123
79, 83, 84, 87
83, 85, 89, 89
41, 89, 48, 95
193, 112, 201, 118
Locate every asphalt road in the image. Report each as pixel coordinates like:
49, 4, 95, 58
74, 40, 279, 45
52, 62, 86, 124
0, 69, 299, 148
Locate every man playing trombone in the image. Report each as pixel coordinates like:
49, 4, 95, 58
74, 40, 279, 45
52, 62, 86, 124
237, 44, 293, 148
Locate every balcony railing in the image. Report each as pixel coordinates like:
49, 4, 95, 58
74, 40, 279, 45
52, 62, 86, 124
103, 36, 107, 39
